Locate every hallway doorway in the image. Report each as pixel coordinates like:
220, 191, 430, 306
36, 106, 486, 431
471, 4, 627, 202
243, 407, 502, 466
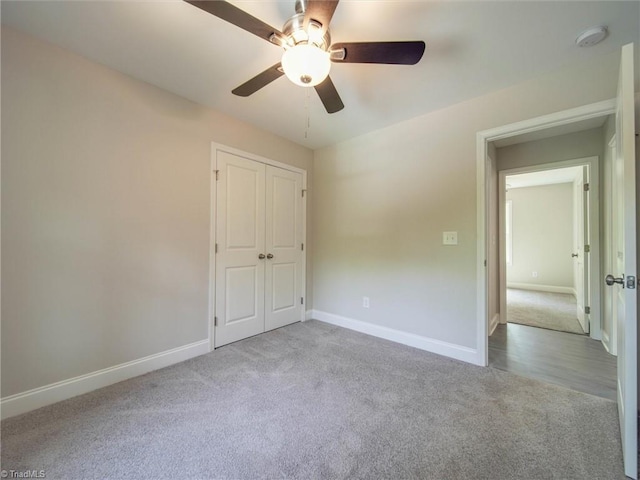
478, 79, 637, 476
503, 166, 588, 336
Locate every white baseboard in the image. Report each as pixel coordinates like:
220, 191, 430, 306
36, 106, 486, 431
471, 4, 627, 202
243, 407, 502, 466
489, 313, 500, 335
1, 339, 210, 420
507, 282, 574, 295
305, 309, 313, 321
311, 310, 480, 365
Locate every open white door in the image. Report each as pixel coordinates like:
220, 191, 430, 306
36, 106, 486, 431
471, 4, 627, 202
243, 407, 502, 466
574, 167, 590, 333
607, 42, 637, 479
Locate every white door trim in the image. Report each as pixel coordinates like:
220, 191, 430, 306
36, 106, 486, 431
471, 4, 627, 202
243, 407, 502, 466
209, 143, 308, 351
497, 157, 601, 341
476, 98, 616, 366
603, 133, 618, 355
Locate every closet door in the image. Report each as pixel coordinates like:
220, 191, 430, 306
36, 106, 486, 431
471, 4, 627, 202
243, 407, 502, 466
215, 151, 266, 347
264, 166, 304, 331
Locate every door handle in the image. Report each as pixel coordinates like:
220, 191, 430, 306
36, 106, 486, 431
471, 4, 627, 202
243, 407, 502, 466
571, 253, 579, 258
266, 253, 274, 259
605, 274, 624, 286
258, 254, 266, 260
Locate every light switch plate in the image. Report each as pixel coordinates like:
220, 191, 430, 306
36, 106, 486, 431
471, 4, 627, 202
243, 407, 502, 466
443, 231, 458, 245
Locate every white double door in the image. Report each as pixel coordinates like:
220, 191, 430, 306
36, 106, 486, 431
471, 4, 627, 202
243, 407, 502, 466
214, 151, 304, 347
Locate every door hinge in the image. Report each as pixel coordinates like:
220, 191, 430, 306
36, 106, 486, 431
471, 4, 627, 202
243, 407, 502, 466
583, 183, 590, 192
214, 316, 218, 326
301, 243, 304, 251
302, 189, 307, 198
627, 275, 636, 289
585, 306, 591, 314
484, 259, 487, 267
215, 243, 218, 254
214, 170, 219, 180
301, 297, 304, 305
584, 245, 590, 253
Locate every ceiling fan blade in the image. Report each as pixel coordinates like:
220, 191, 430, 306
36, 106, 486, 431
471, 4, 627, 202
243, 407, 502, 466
330, 41, 426, 65
314, 76, 344, 114
303, 0, 339, 33
232, 63, 284, 97
185, 1, 284, 44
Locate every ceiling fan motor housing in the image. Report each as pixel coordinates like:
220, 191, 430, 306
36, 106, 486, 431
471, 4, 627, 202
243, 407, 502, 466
282, 13, 331, 50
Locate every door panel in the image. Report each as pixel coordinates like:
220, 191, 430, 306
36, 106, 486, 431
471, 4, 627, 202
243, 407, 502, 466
612, 42, 637, 479
271, 175, 297, 248
225, 266, 258, 323
226, 164, 261, 250
215, 152, 266, 347
272, 263, 296, 312
265, 166, 303, 331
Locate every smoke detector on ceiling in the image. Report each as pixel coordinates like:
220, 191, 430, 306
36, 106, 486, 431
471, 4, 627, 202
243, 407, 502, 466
575, 26, 608, 47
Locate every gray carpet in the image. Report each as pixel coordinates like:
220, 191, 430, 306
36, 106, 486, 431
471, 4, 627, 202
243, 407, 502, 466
1, 320, 624, 479
507, 288, 585, 335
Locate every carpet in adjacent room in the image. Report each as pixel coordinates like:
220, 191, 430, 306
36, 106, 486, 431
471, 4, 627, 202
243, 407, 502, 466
507, 288, 585, 335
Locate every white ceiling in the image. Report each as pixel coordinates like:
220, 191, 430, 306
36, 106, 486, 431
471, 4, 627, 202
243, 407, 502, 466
506, 166, 583, 189
2, 1, 639, 149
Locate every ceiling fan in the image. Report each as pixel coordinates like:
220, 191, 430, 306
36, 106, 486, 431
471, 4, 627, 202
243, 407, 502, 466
185, 0, 426, 114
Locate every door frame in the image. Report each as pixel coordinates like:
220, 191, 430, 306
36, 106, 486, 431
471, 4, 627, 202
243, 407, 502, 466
208, 143, 308, 352
476, 98, 616, 366
497, 157, 600, 340
602, 133, 618, 354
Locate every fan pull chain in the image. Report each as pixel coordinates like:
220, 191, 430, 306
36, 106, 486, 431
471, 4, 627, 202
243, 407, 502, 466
304, 88, 311, 139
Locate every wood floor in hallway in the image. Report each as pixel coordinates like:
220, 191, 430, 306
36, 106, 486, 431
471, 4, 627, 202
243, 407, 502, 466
489, 323, 617, 401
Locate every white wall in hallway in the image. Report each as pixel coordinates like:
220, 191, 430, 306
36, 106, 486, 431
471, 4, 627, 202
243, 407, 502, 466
506, 183, 574, 289
496, 128, 605, 172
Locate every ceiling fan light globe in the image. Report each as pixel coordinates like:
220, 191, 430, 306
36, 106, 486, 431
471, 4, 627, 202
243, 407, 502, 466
281, 44, 331, 87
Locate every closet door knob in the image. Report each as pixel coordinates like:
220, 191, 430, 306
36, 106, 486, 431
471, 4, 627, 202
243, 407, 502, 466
267, 254, 274, 259
258, 254, 266, 260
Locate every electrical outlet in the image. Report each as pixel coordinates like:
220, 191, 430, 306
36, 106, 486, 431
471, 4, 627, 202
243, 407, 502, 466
532, 271, 538, 278
363, 297, 370, 308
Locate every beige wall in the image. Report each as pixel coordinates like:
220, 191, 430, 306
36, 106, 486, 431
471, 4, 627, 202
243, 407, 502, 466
1, 27, 313, 397
506, 184, 574, 288
313, 49, 620, 350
